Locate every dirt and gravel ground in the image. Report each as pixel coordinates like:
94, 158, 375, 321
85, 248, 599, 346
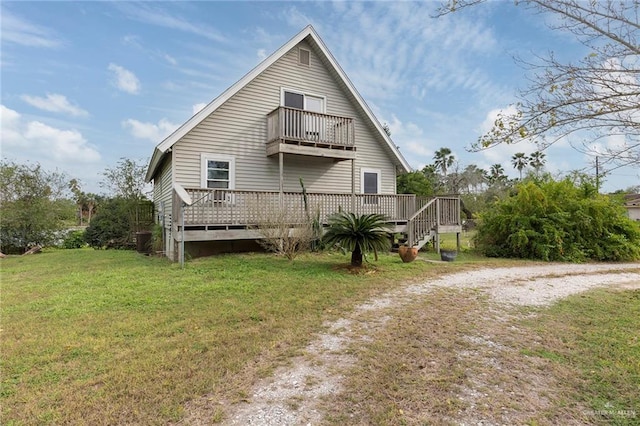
183, 262, 640, 425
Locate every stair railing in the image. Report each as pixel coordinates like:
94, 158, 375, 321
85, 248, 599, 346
406, 198, 438, 247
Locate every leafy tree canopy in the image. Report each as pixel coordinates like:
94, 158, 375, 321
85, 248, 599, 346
439, 0, 640, 173
0, 160, 74, 253
474, 175, 640, 262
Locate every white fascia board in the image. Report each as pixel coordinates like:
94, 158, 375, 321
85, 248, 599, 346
146, 25, 412, 180
305, 27, 412, 173
146, 26, 316, 180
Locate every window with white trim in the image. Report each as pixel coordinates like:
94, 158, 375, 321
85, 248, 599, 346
201, 154, 235, 191
361, 168, 381, 204
281, 88, 326, 112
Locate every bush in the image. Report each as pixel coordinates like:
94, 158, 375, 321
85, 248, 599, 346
474, 177, 640, 262
84, 198, 135, 249
61, 230, 86, 249
0, 161, 75, 253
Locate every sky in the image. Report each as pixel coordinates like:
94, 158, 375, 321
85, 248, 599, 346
2, 1, 638, 194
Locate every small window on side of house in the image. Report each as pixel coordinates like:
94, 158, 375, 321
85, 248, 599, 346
200, 154, 236, 191
299, 48, 310, 66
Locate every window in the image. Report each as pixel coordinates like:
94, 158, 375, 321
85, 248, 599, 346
361, 168, 381, 204
281, 88, 326, 140
281, 88, 325, 112
298, 48, 310, 66
201, 154, 235, 200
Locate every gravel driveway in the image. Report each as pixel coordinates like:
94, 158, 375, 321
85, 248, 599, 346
186, 262, 640, 425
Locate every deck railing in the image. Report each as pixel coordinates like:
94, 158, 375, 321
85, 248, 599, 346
179, 189, 460, 231
181, 189, 422, 226
267, 106, 355, 147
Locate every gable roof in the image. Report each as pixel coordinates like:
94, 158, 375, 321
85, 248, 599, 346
145, 25, 411, 182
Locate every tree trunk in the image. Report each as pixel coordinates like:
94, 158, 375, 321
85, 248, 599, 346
351, 244, 363, 267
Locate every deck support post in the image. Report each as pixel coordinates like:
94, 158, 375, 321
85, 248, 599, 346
279, 152, 284, 208
351, 158, 355, 212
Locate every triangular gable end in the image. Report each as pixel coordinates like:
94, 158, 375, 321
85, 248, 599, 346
146, 25, 411, 182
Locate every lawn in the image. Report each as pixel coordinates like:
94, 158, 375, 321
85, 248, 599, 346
4, 248, 635, 425
0, 247, 497, 425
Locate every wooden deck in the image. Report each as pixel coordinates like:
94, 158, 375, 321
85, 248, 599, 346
170, 189, 461, 246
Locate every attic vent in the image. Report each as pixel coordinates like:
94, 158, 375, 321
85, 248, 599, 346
298, 48, 310, 66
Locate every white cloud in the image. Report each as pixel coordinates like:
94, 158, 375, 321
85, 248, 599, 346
21, 93, 89, 117
108, 63, 141, 94
163, 53, 177, 65
257, 49, 267, 60
384, 114, 433, 169
1, 11, 62, 48
122, 118, 179, 143
1, 105, 100, 164
115, 3, 227, 43
192, 103, 207, 115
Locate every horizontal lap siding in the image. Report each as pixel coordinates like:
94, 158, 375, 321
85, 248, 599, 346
153, 157, 173, 225
174, 39, 397, 194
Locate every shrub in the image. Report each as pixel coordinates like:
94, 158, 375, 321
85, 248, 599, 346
61, 230, 86, 249
323, 212, 392, 267
474, 177, 640, 262
84, 198, 135, 249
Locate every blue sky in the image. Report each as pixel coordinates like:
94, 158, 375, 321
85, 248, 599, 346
2, 1, 637, 194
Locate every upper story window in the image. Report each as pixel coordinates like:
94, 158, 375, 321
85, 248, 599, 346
281, 88, 325, 113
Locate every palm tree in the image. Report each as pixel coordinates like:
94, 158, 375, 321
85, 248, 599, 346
489, 164, 506, 184
511, 152, 529, 179
529, 151, 546, 176
323, 212, 392, 267
433, 147, 455, 178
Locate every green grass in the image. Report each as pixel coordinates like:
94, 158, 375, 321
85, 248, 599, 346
521, 289, 640, 425
1, 247, 518, 425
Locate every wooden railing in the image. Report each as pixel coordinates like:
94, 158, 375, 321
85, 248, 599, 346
180, 189, 422, 226
406, 196, 461, 247
267, 106, 355, 147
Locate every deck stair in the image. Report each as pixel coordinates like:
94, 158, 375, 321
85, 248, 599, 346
406, 198, 439, 250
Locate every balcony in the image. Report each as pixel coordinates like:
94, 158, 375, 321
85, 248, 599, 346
266, 106, 356, 160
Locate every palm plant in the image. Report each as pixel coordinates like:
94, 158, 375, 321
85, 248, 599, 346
433, 147, 455, 178
489, 164, 506, 184
529, 151, 546, 176
511, 152, 529, 179
323, 212, 392, 267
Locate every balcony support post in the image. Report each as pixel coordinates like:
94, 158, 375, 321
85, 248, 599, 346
351, 158, 355, 212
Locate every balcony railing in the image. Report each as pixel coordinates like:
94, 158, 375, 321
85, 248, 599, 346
267, 106, 355, 148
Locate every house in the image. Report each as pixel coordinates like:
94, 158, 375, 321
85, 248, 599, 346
625, 194, 640, 221
145, 25, 461, 261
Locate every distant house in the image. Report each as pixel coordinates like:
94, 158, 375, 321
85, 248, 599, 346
625, 194, 640, 221
145, 25, 460, 261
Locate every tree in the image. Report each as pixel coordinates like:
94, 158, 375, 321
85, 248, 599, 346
397, 171, 433, 196
529, 151, 547, 176
439, 0, 640, 172
433, 147, 455, 178
323, 212, 392, 267
511, 152, 530, 179
488, 164, 507, 184
0, 161, 74, 253
101, 158, 148, 201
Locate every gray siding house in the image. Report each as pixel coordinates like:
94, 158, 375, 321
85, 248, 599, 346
146, 26, 460, 260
